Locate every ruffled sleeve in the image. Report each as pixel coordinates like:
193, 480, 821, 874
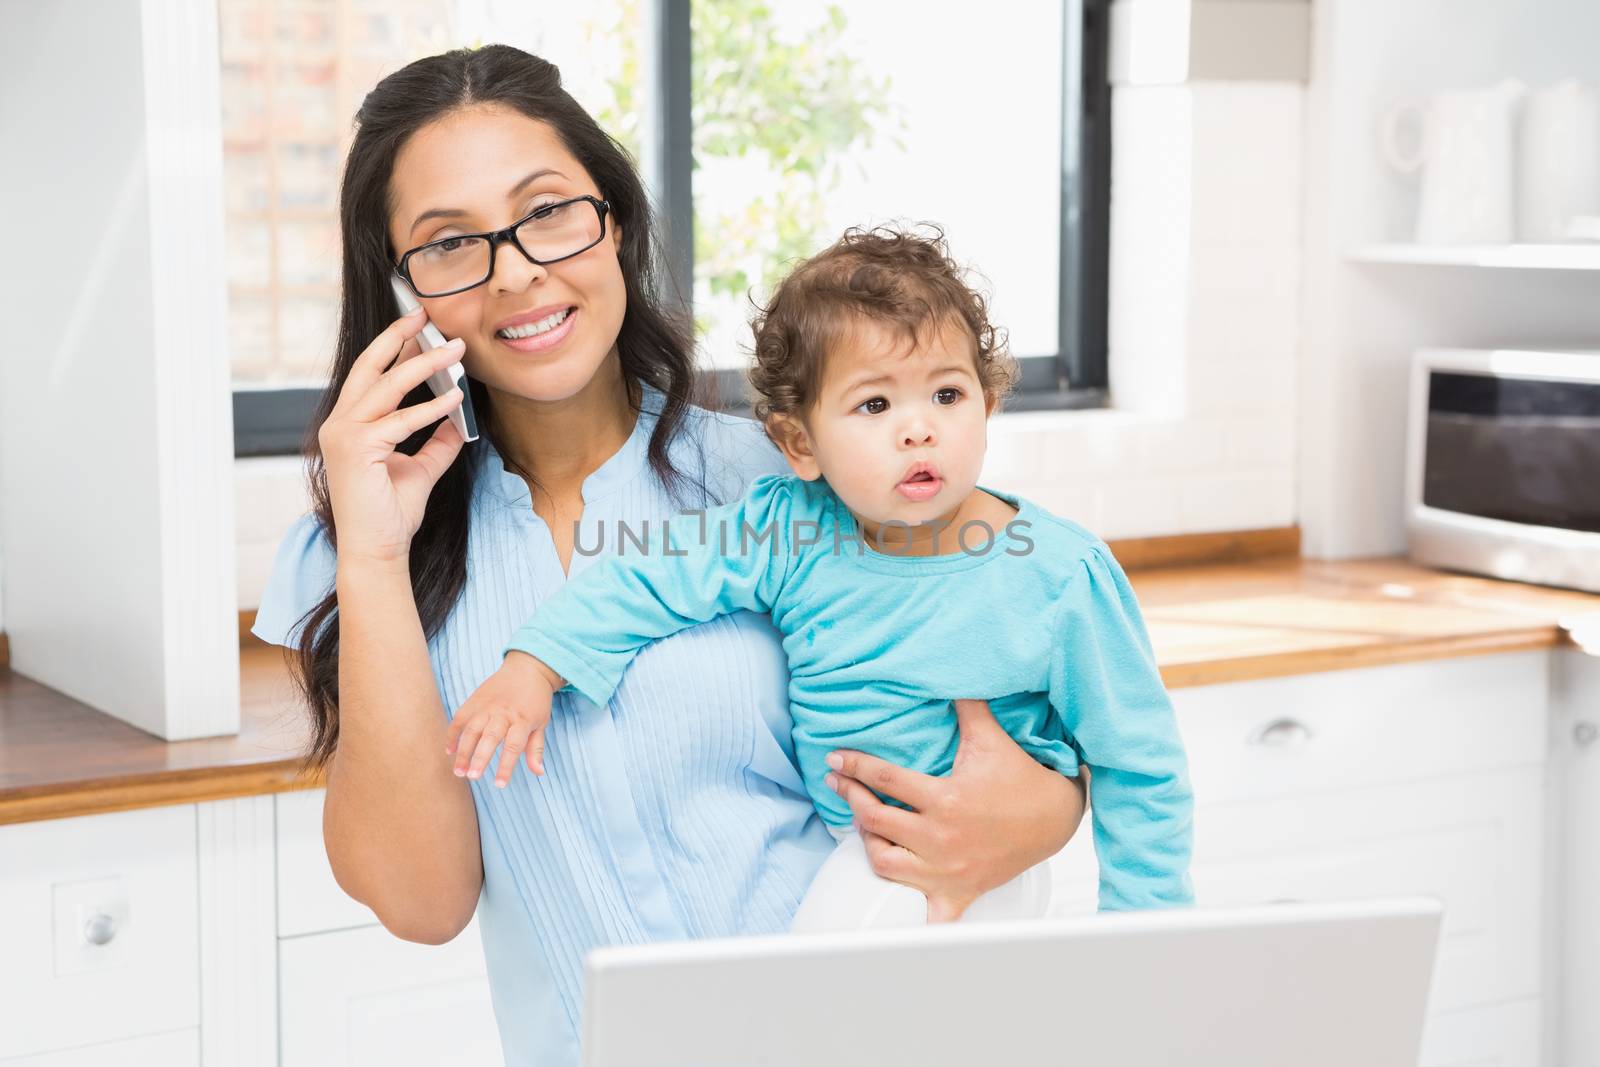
1047, 542, 1195, 910
250, 512, 337, 648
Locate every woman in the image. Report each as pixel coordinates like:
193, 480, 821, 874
252, 44, 1087, 1065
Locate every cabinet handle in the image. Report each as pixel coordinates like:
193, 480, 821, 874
1576, 721, 1598, 750
1248, 718, 1314, 747
82, 913, 118, 947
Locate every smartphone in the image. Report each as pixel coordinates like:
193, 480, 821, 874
389, 274, 479, 442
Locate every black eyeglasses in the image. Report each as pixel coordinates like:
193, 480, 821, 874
395, 194, 612, 298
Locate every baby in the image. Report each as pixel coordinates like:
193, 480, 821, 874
451, 226, 1194, 930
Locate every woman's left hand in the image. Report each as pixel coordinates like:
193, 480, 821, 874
824, 698, 1089, 923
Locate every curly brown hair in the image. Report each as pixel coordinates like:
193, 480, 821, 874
747, 224, 1018, 426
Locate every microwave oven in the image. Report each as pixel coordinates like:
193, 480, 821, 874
1406, 347, 1600, 593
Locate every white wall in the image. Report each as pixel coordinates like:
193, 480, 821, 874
983, 80, 1302, 541
236, 458, 314, 610
1299, 0, 1600, 558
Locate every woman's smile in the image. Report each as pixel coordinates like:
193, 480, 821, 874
494, 305, 578, 353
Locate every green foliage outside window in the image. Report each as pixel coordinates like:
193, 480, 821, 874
592, 0, 900, 329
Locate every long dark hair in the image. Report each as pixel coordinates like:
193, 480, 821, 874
290, 45, 705, 769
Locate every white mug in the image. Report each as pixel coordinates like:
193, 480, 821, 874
1382, 80, 1526, 245
1518, 79, 1600, 243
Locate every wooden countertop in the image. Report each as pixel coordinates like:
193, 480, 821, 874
3, 555, 1597, 826
1136, 556, 1598, 687
0, 646, 315, 825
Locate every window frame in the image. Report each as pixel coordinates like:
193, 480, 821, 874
233, 386, 320, 458
231, 1, 1112, 455
685, 0, 1112, 419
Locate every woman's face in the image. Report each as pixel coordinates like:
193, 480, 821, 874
386, 104, 627, 403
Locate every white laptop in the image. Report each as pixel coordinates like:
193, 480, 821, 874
582, 897, 1443, 1067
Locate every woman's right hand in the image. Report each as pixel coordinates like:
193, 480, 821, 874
317, 307, 469, 566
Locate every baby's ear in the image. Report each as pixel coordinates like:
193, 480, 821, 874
765, 414, 823, 481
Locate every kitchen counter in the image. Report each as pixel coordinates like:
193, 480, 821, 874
3, 555, 1596, 826
0, 645, 313, 825
1137, 555, 1598, 687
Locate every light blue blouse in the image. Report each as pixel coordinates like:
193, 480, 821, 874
251, 382, 837, 1066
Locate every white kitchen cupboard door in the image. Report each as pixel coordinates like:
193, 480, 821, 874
0, 1030, 199, 1067
0, 807, 200, 1061
1050, 766, 1544, 1016
275, 789, 380, 938
1555, 648, 1600, 1067
1044, 650, 1547, 1067
1418, 998, 1541, 1067
1189, 767, 1544, 1014
1047, 652, 1549, 928
278, 920, 502, 1066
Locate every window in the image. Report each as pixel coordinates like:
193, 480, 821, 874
225, 0, 1108, 454
687, 1, 1108, 406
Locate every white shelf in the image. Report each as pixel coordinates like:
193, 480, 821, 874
1348, 244, 1600, 271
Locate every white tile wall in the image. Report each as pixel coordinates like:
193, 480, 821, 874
982, 81, 1304, 543
235, 457, 312, 610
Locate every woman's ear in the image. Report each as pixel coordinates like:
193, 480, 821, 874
766, 414, 823, 481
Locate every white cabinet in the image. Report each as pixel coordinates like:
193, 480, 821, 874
1191, 768, 1543, 1012
1048, 650, 1551, 1065
278, 921, 503, 1066
0, 807, 200, 1061
1172, 648, 1546, 805
1420, 999, 1542, 1067
0, 792, 501, 1066
272, 790, 504, 1066
1554, 649, 1600, 1067
0, 1030, 200, 1067
275, 788, 379, 937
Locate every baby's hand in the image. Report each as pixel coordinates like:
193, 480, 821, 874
446, 652, 565, 787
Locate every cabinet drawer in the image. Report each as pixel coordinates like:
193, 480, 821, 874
1419, 997, 1540, 1067
278, 920, 502, 1066
1049, 766, 1543, 1014
1172, 651, 1548, 805
0, 1030, 199, 1067
276, 789, 379, 938
1197, 767, 1541, 1013
0, 807, 199, 1060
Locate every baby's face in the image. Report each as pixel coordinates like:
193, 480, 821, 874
782, 317, 994, 531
